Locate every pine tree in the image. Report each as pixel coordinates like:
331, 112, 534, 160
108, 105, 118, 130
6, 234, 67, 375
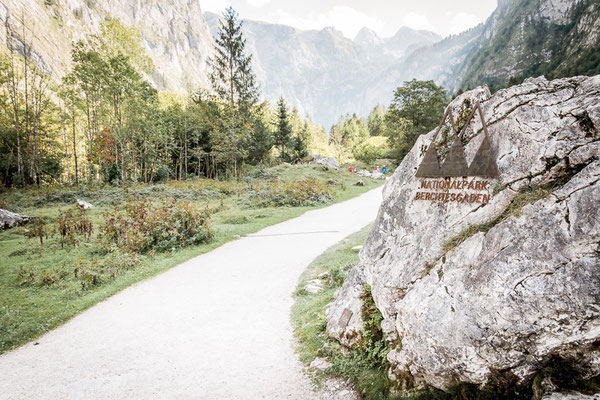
274, 97, 292, 161
247, 118, 272, 164
208, 7, 259, 110
291, 132, 308, 162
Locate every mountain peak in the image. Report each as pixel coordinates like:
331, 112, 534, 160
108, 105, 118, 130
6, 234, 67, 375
354, 27, 382, 45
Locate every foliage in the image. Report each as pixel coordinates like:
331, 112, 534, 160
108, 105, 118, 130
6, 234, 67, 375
208, 6, 259, 109
99, 198, 213, 253
329, 113, 370, 163
384, 79, 448, 161
247, 179, 334, 208
353, 136, 390, 164
274, 97, 293, 161
368, 105, 386, 137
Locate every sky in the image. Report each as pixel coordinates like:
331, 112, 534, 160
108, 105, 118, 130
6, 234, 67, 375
200, 0, 498, 39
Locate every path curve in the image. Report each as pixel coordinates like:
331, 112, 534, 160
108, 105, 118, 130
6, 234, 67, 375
0, 187, 382, 399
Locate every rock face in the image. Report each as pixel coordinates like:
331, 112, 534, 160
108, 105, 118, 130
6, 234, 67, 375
1, 209, 31, 229
460, 0, 600, 91
327, 75, 600, 391
0, 0, 214, 92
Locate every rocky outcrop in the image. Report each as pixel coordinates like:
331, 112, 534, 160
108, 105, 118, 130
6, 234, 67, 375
310, 155, 339, 170
1, 209, 31, 229
327, 75, 600, 393
0, 0, 214, 92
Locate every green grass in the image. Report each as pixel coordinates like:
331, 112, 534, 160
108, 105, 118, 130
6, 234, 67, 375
291, 225, 393, 400
0, 164, 384, 354
291, 225, 371, 365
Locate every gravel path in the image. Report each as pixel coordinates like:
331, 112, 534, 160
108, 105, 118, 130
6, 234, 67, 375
0, 187, 382, 399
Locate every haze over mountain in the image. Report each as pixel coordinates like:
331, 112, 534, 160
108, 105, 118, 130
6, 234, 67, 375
205, 12, 441, 128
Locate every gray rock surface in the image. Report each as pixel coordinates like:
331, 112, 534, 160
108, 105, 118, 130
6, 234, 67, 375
311, 155, 339, 170
76, 199, 93, 210
326, 263, 365, 348
309, 357, 332, 371
328, 75, 600, 391
356, 170, 386, 180
1, 209, 31, 229
543, 393, 600, 400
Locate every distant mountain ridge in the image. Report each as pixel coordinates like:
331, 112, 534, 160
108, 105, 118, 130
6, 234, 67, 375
205, 11, 442, 128
206, 0, 599, 127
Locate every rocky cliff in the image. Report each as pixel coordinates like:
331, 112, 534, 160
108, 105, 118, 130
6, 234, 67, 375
0, 0, 214, 92
327, 74, 600, 395
460, 0, 600, 91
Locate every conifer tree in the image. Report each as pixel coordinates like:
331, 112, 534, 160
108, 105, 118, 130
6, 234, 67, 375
274, 97, 292, 161
208, 7, 259, 110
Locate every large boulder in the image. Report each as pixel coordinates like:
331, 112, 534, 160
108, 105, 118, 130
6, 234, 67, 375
327, 75, 600, 391
310, 154, 339, 170
1, 209, 32, 229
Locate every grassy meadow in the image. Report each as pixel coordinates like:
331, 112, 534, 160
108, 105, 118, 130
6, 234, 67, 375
0, 164, 384, 354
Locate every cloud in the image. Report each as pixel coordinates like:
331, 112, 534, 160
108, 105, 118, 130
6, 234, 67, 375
200, 0, 231, 13
274, 6, 384, 39
446, 12, 482, 35
246, 0, 271, 7
401, 12, 434, 31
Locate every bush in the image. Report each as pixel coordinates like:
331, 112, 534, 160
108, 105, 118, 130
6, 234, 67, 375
99, 198, 213, 253
75, 250, 141, 289
353, 136, 390, 164
102, 162, 121, 185
153, 165, 171, 183
247, 179, 334, 208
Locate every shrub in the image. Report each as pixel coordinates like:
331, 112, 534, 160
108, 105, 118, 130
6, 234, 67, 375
56, 209, 77, 248
23, 217, 47, 246
247, 179, 334, 208
16, 267, 36, 286
353, 136, 390, 164
74, 250, 141, 289
99, 198, 213, 253
39, 269, 68, 287
153, 165, 171, 183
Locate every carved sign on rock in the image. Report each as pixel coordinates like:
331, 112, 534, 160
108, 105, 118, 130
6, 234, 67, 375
415, 101, 498, 205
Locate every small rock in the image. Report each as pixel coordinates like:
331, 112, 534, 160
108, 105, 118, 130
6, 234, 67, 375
354, 180, 365, 186
351, 246, 362, 251
356, 169, 371, 178
309, 357, 332, 371
304, 284, 323, 294
76, 199, 93, 210
318, 272, 330, 280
